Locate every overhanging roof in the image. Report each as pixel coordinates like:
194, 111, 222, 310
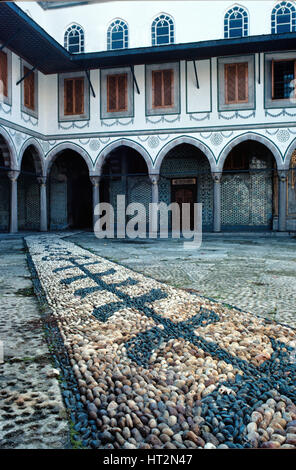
1, 2, 296, 75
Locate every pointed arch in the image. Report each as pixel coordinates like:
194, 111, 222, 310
19, 138, 45, 176
284, 136, 296, 169
95, 139, 153, 175
217, 132, 284, 171
154, 136, 217, 174
45, 142, 93, 176
0, 126, 18, 170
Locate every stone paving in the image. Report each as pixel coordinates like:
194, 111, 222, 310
23, 234, 296, 449
0, 237, 69, 449
68, 233, 296, 328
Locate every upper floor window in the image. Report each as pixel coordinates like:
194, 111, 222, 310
107, 19, 128, 50
224, 6, 248, 38
24, 66, 35, 111
272, 59, 296, 99
152, 14, 174, 45
107, 73, 128, 112
152, 69, 174, 108
224, 62, 248, 104
0, 51, 8, 98
271, 1, 296, 33
64, 77, 85, 115
64, 24, 85, 53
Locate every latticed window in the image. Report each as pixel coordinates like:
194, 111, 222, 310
271, 1, 296, 33
107, 73, 128, 112
0, 51, 8, 98
152, 69, 174, 108
64, 24, 85, 53
224, 6, 248, 38
272, 59, 296, 99
107, 20, 128, 50
152, 14, 174, 45
224, 62, 248, 104
24, 66, 35, 110
64, 77, 85, 115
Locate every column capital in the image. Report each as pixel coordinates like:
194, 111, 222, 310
211, 171, 222, 183
90, 175, 101, 186
37, 175, 47, 185
149, 174, 160, 185
7, 170, 19, 182
277, 169, 289, 182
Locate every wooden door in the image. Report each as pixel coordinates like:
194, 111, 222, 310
172, 185, 195, 231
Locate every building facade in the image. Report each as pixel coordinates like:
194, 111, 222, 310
0, 0, 296, 234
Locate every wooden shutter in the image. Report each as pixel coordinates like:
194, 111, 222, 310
152, 69, 174, 108
117, 74, 127, 111
163, 69, 173, 106
237, 63, 248, 102
107, 75, 117, 112
64, 79, 74, 114
64, 77, 84, 115
24, 66, 35, 110
107, 74, 127, 112
225, 64, 236, 103
225, 62, 248, 104
0, 51, 8, 98
152, 71, 163, 107
74, 78, 84, 114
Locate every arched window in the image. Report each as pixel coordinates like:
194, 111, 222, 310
224, 6, 249, 38
152, 14, 174, 46
271, 1, 296, 33
64, 24, 84, 53
107, 19, 128, 50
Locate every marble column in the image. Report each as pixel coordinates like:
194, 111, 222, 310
37, 176, 48, 232
278, 170, 288, 232
212, 172, 222, 233
149, 174, 159, 237
90, 175, 101, 231
8, 170, 19, 234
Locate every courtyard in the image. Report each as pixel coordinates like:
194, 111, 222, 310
68, 233, 296, 328
0, 232, 295, 449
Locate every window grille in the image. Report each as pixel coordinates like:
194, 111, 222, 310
152, 14, 174, 45
271, 1, 296, 33
64, 24, 85, 53
107, 19, 128, 50
224, 6, 248, 38
272, 60, 296, 99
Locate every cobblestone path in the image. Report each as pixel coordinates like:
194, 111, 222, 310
24, 234, 296, 449
68, 234, 296, 328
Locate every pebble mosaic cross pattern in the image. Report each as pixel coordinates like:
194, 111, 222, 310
25, 235, 296, 449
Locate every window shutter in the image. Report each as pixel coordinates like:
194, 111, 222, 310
152, 71, 163, 107
23, 66, 35, 110
225, 64, 236, 103
237, 63, 248, 102
74, 78, 84, 114
64, 79, 74, 115
0, 51, 8, 98
29, 72, 35, 110
163, 69, 173, 106
117, 74, 127, 111
107, 75, 117, 112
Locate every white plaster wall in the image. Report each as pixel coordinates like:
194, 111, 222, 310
17, 1, 278, 52
0, 1, 295, 173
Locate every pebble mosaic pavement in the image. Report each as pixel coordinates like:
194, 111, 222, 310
22, 234, 296, 449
